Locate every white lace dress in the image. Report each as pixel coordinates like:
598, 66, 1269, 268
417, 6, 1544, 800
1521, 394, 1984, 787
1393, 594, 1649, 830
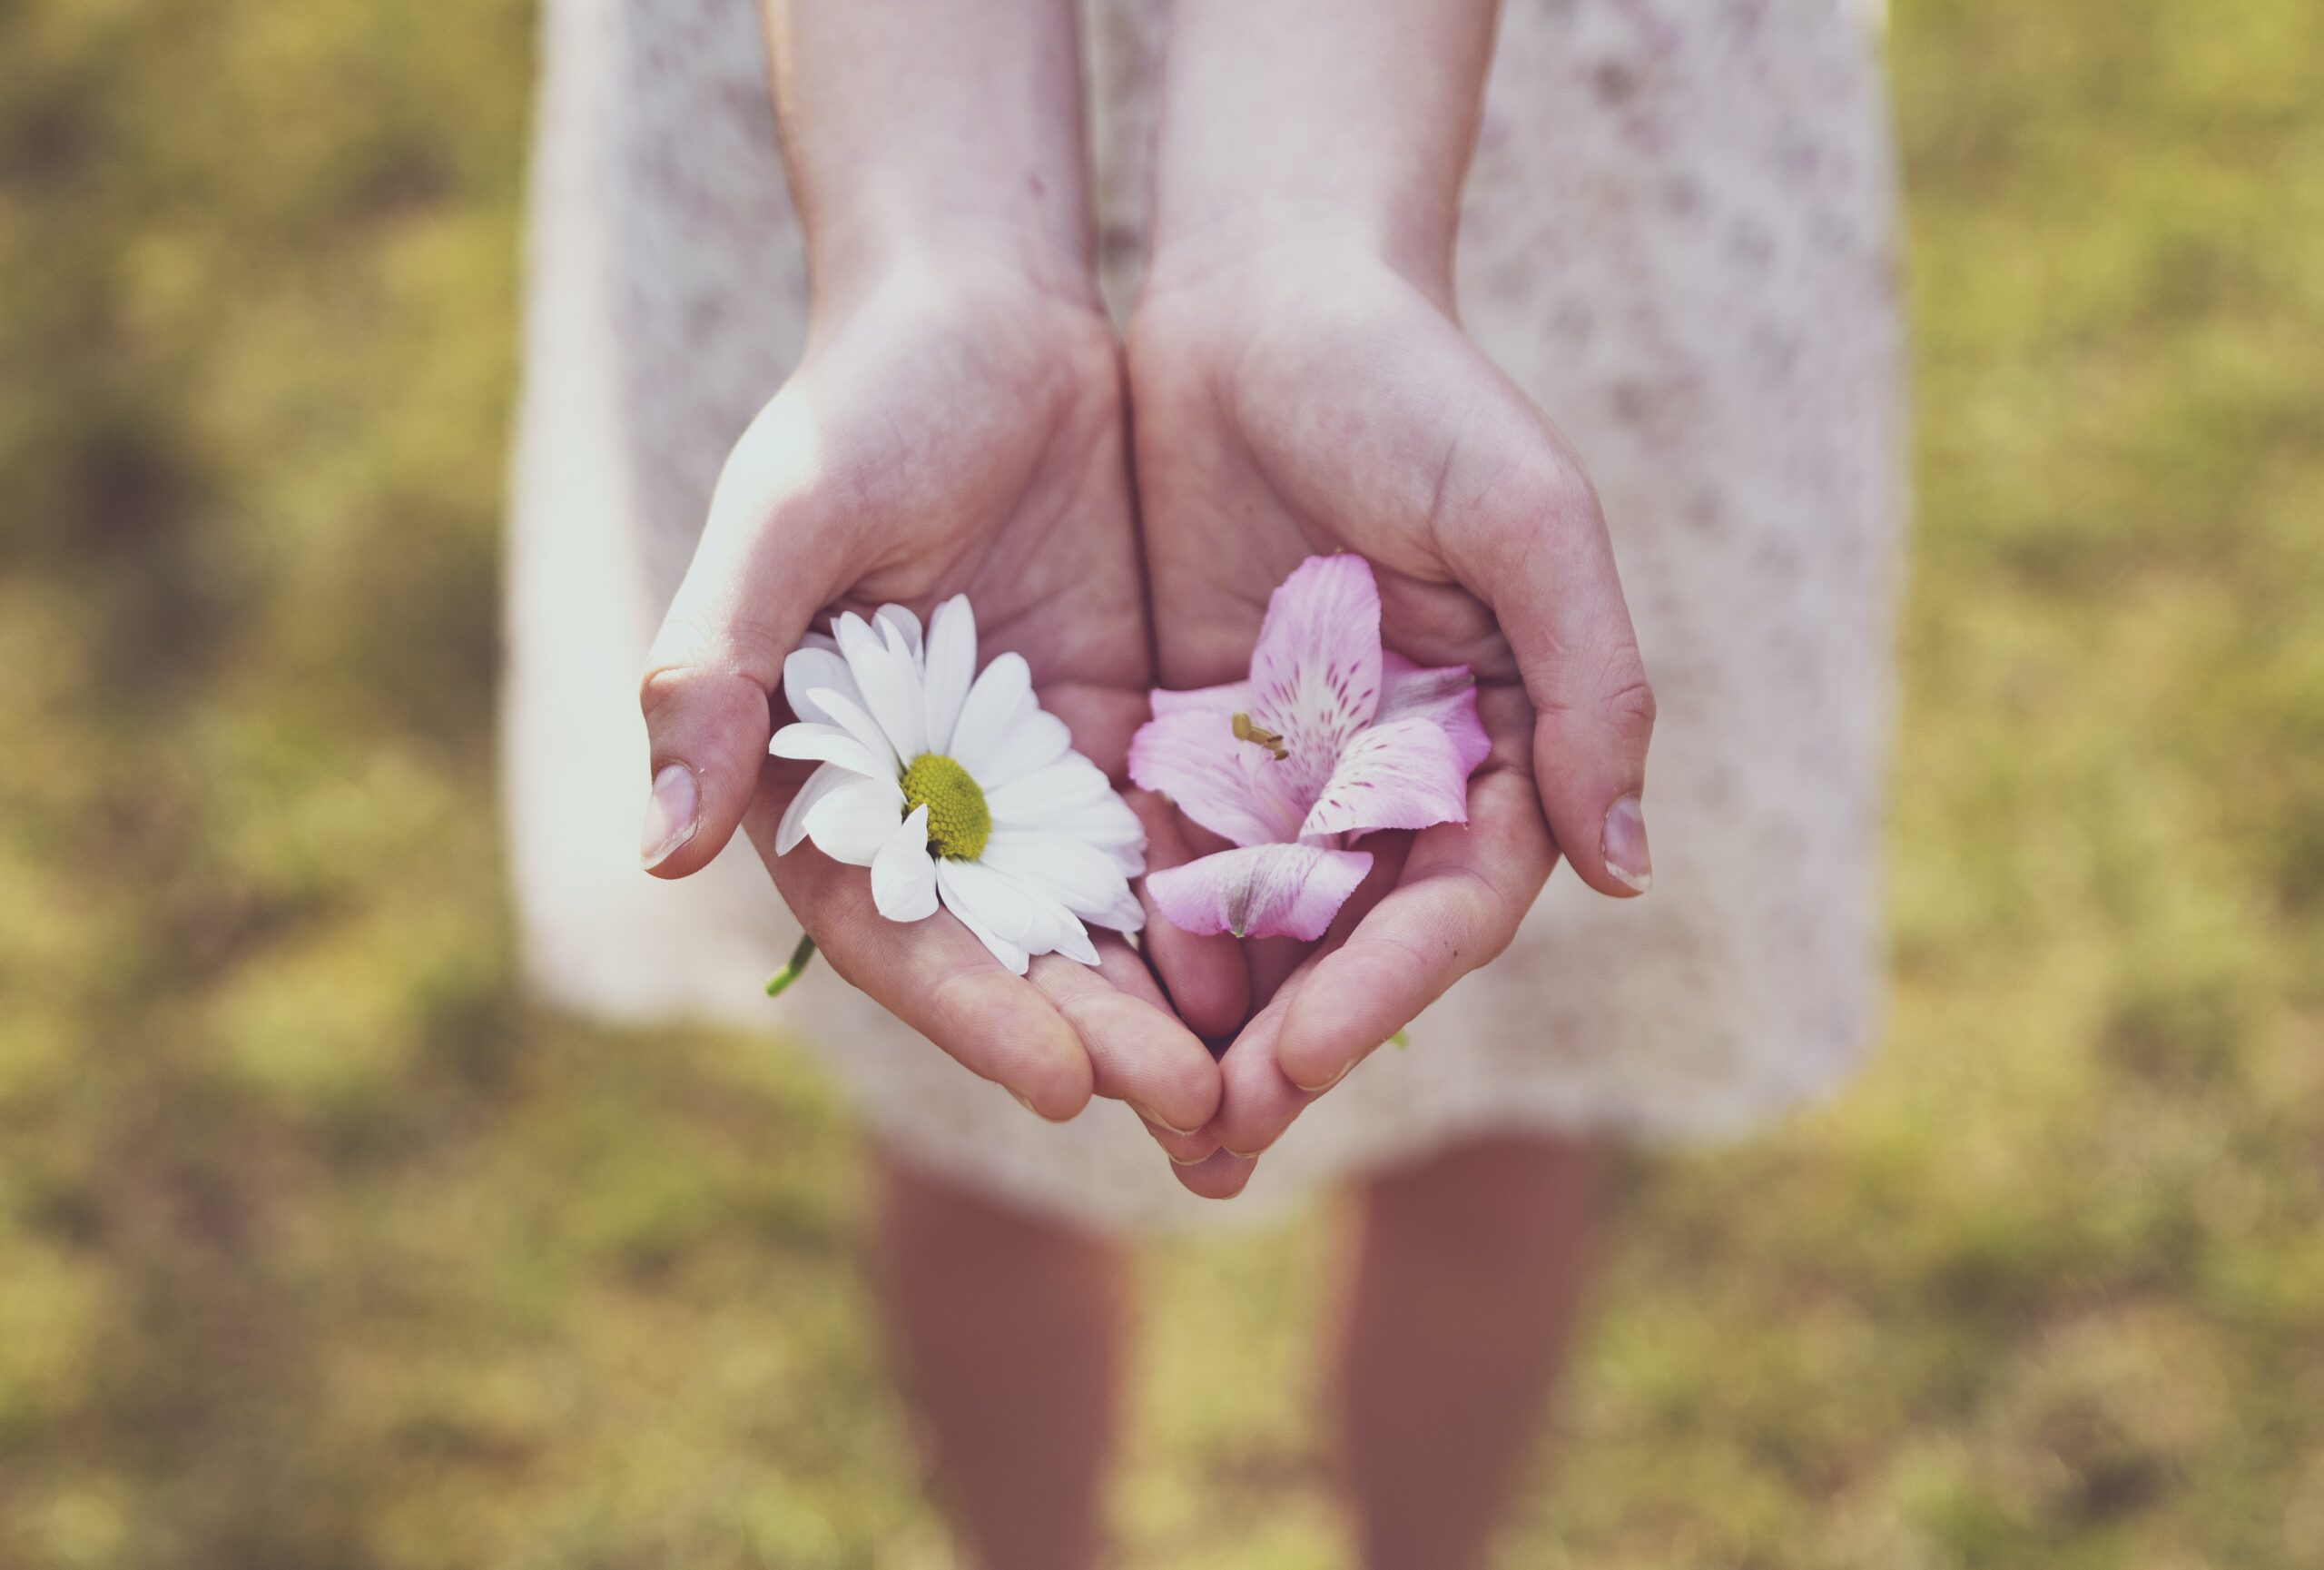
504, 0, 1907, 1231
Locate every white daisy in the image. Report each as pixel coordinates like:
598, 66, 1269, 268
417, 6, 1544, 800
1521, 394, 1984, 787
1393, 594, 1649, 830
768, 597, 1147, 974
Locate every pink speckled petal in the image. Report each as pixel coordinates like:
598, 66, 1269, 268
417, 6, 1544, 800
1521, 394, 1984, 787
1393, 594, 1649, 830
1148, 679, 1251, 717
1299, 716, 1471, 838
1128, 708, 1305, 847
1378, 652, 1491, 774
1146, 843, 1373, 942
1246, 556, 1385, 799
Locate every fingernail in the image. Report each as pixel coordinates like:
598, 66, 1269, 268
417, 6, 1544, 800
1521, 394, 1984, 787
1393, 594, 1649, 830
1009, 1090, 1072, 1123
1288, 1057, 1356, 1095
640, 763, 700, 869
1601, 794, 1653, 894
1133, 1102, 1200, 1138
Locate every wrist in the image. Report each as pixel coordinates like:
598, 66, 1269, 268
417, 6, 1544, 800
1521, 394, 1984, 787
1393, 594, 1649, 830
1140, 0, 1488, 307
1137, 216, 1453, 323
803, 211, 1104, 326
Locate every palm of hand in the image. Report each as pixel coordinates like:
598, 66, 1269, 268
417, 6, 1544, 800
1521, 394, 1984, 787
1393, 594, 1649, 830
661, 266, 1224, 1139
1125, 256, 1638, 1190
753, 270, 1147, 693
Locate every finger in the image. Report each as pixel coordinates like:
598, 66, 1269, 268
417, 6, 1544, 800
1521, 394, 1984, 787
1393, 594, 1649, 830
1276, 762, 1555, 1093
639, 388, 845, 880
1438, 387, 1657, 898
750, 787, 1095, 1121
1204, 844, 1406, 1156
1207, 986, 1316, 1159
1128, 792, 1251, 1037
1029, 938, 1223, 1139
1145, 1115, 1223, 1167
1169, 1149, 1259, 1201
1241, 832, 1405, 1012
1242, 935, 1308, 1014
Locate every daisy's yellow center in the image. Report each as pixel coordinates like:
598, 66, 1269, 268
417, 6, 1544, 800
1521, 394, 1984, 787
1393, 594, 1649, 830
901, 753, 991, 860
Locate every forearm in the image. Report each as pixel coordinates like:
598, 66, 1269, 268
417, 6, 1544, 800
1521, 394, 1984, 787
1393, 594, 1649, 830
757, 0, 1096, 306
1144, 0, 1500, 291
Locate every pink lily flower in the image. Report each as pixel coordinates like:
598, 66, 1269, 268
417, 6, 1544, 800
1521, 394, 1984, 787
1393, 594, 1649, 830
1129, 555, 1492, 940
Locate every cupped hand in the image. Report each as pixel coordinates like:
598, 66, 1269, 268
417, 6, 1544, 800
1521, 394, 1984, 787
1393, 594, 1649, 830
638, 259, 1240, 1150
1126, 244, 1658, 1196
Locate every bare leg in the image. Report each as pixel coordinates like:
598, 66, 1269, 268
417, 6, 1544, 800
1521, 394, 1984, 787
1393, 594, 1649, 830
868, 1145, 1127, 1570
1337, 1133, 1607, 1570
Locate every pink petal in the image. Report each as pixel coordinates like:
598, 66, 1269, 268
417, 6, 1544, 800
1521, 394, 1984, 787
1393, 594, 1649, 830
1300, 716, 1471, 838
1379, 652, 1491, 774
1146, 844, 1373, 942
1246, 556, 1385, 805
1148, 680, 1251, 717
1128, 708, 1306, 848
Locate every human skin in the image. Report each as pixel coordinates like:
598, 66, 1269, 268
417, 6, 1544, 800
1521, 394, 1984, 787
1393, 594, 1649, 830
633, 0, 1240, 1147
1123, 17, 1623, 1563
1130, 0, 1659, 1197
636, 3, 1631, 1565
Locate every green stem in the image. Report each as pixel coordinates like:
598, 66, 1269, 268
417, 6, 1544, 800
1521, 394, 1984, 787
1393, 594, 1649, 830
763, 933, 819, 998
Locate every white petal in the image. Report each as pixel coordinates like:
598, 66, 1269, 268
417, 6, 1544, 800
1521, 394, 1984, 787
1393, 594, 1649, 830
1044, 794, 1148, 875
775, 762, 854, 854
769, 722, 889, 780
947, 652, 1036, 778
782, 647, 860, 726
1044, 914, 1100, 965
942, 894, 1030, 974
801, 630, 841, 654
938, 859, 1099, 967
980, 831, 1139, 929
874, 604, 923, 664
1049, 790, 1147, 841
1089, 840, 1146, 876
921, 596, 977, 755
985, 756, 1117, 828
802, 775, 905, 866
1091, 886, 1146, 933
871, 806, 940, 921
836, 612, 928, 761
965, 707, 1074, 792
806, 686, 901, 776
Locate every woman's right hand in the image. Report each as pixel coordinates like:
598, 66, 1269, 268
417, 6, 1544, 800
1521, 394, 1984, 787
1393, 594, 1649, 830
635, 253, 1236, 1150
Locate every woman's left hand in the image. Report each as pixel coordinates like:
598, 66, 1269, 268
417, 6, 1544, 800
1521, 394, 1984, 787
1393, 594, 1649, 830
1126, 242, 1658, 1197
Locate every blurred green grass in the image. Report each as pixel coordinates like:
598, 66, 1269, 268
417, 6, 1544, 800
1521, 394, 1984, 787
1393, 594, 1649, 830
3, 0, 2321, 1565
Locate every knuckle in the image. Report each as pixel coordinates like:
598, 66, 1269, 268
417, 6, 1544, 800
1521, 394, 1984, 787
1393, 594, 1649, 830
1491, 445, 1602, 541
1162, 1052, 1222, 1127
1537, 649, 1657, 744
638, 615, 784, 728
1427, 870, 1516, 970
1600, 657, 1658, 737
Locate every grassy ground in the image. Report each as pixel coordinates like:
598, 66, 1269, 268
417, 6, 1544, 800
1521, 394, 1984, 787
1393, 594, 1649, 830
4, 1, 2321, 1565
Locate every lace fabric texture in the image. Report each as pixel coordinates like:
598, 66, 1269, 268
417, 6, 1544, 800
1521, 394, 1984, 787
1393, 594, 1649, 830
504, 0, 1907, 1231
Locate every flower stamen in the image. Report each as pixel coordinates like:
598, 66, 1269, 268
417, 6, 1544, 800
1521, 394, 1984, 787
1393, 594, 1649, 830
900, 753, 992, 860
1231, 711, 1289, 761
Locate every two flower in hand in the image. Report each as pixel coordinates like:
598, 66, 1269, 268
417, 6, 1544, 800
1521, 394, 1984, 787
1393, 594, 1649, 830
643, 248, 1657, 1200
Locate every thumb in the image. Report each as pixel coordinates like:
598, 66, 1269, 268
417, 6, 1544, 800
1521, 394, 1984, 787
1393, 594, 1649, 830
638, 390, 846, 880
1441, 391, 1658, 898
